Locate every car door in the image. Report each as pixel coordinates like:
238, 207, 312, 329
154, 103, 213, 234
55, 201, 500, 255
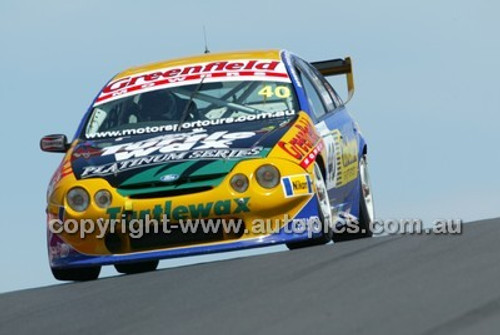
294, 59, 359, 214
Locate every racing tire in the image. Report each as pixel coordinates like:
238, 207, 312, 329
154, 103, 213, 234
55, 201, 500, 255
115, 260, 159, 275
286, 162, 333, 250
51, 266, 101, 281
332, 155, 374, 242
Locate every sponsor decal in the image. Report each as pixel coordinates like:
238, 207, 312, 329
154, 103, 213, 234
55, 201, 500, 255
278, 117, 323, 168
80, 130, 262, 177
49, 241, 71, 259
86, 110, 296, 139
281, 174, 313, 198
103, 130, 256, 161
47, 217, 71, 259
95, 59, 289, 106
330, 129, 359, 187
41, 136, 66, 151
81, 148, 263, 178
72, 146, 101, 160
106, 198, 251, 221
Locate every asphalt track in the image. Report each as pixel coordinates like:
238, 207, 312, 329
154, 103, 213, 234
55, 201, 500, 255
1, 218, 499, 335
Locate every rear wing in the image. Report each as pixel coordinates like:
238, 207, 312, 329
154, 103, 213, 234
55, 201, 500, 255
311, 57, 354, 104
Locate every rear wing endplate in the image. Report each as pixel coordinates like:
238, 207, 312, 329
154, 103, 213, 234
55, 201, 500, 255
311, 57, 354, 104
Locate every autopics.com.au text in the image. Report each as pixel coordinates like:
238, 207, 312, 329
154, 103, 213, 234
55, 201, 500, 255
48, 215, 463, 239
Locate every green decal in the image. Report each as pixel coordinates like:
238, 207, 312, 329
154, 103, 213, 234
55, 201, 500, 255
172, 205, 189, 221
188, 203, 213, 218
107, 207, 121, 220
234, 198, 250, 213
164, 201, 172, 218
107, 198, 251, 220
214, 200, 231, 215
152, 205, 163, 220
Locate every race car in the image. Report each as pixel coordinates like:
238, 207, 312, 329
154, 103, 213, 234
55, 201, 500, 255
41, 50, 375, 281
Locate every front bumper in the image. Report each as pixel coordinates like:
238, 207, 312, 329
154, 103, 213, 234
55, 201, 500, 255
48, 158, 323, 268
49, 195, 321, 268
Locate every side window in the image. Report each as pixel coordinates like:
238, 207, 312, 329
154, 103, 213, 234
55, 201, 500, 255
300, 60, 337, 112
296, 67, 327, 119
321, 79, 343, 107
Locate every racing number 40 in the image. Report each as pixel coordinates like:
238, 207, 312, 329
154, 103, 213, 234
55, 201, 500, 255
258, 85, 291, 99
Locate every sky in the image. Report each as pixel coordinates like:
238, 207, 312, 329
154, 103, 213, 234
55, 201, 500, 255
0, 0, 498, 293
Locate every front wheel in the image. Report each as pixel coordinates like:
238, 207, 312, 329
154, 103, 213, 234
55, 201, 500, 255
286, 162, 333, 250
115, 260, 159, 275
51, 266, 101, 281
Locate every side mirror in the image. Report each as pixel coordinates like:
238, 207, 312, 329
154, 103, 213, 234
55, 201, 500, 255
40, 134, 69, 153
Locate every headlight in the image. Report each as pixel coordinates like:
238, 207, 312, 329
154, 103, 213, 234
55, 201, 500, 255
230, 174, 249, 193
94, 190, 112, 208
255, 165, 280, 189
67, 187, 90, 212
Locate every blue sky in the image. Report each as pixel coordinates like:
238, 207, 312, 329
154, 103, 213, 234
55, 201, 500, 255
0, 0, 498, 293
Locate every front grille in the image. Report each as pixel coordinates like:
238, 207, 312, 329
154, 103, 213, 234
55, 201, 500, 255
117, 172, 227, 198
130, 228, 224, 251
124, 186, 213, 199
118, 173, 228, 191
103, 219, 245, 253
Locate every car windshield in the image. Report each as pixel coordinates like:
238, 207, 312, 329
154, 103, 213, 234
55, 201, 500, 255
84, 80, 298, 139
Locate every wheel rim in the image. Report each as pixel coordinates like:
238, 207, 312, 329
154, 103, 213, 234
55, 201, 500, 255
314, 163, 332, 230
359, 156, 374, 223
